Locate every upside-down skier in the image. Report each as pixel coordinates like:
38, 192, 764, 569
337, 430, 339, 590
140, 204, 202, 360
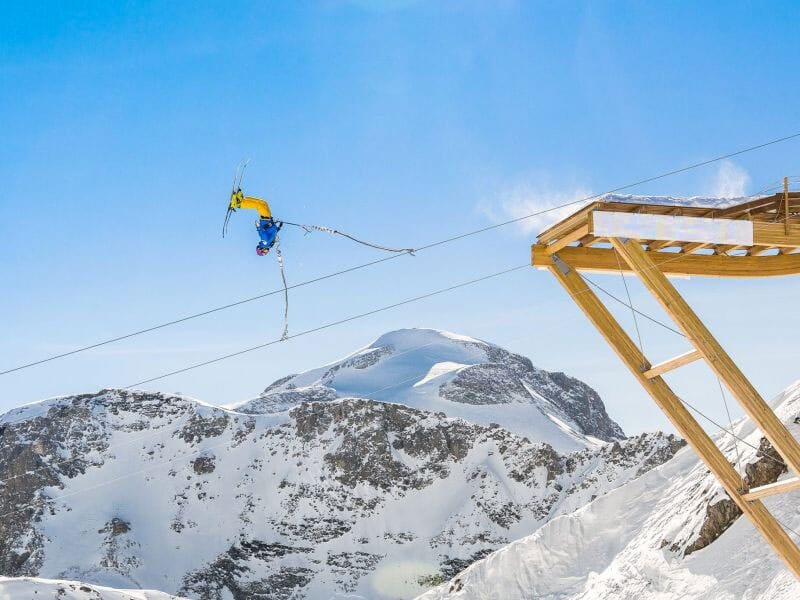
222, 161, 414, 341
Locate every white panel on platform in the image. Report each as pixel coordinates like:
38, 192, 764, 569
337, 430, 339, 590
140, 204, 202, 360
591, 211, 754, 246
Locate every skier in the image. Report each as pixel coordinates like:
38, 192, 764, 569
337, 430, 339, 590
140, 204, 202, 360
256, 217, 282, 256
222, 161, 415, 340
225, 187, 283, 256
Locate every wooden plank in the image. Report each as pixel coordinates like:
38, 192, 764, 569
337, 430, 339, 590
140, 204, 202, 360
743, 477, 800, 502
714, 244, 746, 255
749, 245, 774, 256
717, 194, 784, 218
530, 244, 800, 278
543, 252, 800, 580
786, 177, 791, 236
537, 202, 598, 245
648, 239, 678, 251
753, 222, 800, 248
545, 224, 590, 255
610, 237, 800, 479
643, 349, 703, 379
680, 241, 712, 254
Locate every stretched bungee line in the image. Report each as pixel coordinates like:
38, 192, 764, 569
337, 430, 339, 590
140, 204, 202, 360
3, 130, 800, 378
281, 221, 415, 254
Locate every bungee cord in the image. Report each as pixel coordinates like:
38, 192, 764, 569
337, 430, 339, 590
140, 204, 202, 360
280, 221, 415, 255
273, 238, 290, 341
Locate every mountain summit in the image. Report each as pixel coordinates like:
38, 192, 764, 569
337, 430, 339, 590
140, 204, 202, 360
0, 330, 679, 599
230, 328, 624, 451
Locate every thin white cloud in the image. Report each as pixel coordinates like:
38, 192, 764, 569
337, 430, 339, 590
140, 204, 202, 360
481, 178, 594, 235
710, 160, 750, 198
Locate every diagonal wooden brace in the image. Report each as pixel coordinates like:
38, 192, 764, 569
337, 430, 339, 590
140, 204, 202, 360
610, 237, 800, 479
544, 252, 800, 579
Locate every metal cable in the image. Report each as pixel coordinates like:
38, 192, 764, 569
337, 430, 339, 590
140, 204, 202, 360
613, 247, 647, 369
718, 376, 743, 475
579, 275, 686, 337
124, 264, 529, 388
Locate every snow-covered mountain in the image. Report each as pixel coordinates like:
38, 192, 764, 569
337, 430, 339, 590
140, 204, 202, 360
419, 381, 800, 600
0, 330, 682, 599
228, 328, 624, 451
0, 577, 178, 599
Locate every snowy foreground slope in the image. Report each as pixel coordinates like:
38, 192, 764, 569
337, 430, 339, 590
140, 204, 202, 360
228, 328, 624, 451
419, 381, 800, 600
0, 330, 682, 599
0, 576, 177, 599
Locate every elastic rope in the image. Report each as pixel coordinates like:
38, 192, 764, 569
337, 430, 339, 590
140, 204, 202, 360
281, 221, 415, 254
274, 238, 289, 341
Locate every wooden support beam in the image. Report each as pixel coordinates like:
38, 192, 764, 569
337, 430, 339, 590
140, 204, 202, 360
643, 349, 703, 379
753, 222, 800, 248
545, 224, 590, 255
578, 234, 607, 247
681, 241, 712, 254
543, 252, 800, 579
610, 237, 800, 480
648, 239, 678, 251
715, 244, 746, 255
785, 177, 791, 236
743, 477, 800, 502
537, 204, 596, 245
530, 244, 800, 278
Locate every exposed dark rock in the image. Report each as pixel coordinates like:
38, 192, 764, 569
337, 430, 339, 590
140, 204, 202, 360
192, 455, 216, 475
684, 437, 786, 555
241, 385, 338, 415
439, 548, 496, 580
326, 551, 384, 592
263, 374, 298, 395
98, 518, 131, 536
179, 413, 229, 444
181, 540, 316, 600
436, 343, 625, 442
293, 399, 476, 490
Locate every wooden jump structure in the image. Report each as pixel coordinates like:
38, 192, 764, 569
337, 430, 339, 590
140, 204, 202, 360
532, 183, 800, 578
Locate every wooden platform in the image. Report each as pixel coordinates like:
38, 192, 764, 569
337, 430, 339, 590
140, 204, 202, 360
533, 190, 800, 580
532, 193, 800, 277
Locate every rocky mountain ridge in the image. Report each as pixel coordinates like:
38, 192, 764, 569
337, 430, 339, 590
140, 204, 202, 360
230, 328, 624, 449
0, 387, 679, 599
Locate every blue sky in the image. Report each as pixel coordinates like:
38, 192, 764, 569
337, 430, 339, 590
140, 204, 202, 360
2, 1, 800, 435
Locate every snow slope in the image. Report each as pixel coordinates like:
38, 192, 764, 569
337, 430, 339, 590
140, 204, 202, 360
228, 328, 624, 452
419, 381, 800, 600
0, 577, 178, 599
